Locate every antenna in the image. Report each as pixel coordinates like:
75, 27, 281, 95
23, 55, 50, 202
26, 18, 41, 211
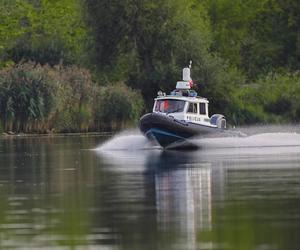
189, 60, 192, 68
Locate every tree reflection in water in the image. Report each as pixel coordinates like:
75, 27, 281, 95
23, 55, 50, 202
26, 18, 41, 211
0, 135, 299, 250
98, 147, 300, 250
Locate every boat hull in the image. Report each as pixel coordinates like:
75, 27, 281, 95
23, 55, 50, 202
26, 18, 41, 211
139, 113, 224, 148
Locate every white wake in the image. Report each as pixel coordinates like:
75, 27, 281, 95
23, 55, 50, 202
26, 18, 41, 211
95, 127, 300, 153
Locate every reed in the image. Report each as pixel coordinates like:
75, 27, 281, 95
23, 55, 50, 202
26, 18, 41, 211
92, 82, 143, 131
0, 62, 143, 133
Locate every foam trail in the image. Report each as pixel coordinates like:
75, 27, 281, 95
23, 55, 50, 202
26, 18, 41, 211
94, 129, 300, 172
192, 132, 300, 149
95, 127, 300, 152
96, 129, 155, 151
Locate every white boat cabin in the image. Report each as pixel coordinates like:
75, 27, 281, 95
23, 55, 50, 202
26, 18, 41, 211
153, 95, 213, 127
151, 64, 226, 129
150, 64, 226, 129
153, 65, 214, 126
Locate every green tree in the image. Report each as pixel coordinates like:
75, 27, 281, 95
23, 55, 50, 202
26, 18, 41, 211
83, 0, 239, 110
204, 0, 300, 79
0, 0, 31, 67
0, 0, 87, 66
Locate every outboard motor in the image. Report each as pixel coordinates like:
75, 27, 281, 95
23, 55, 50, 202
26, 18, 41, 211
210, 114, 226, 129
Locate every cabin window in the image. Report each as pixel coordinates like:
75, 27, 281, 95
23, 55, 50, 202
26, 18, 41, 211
200, 103, 206, 115
188, 103, 198, 114
154, 99, 185, 113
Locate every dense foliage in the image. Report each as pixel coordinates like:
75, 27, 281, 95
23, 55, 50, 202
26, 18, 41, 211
83, 0, 213, 105
83, 0, 300, 124
93, 83, 143, 131
0, 0, 86, 66
0, 62, 57, 132
1, 0, 300, 133
231, 72, 300, 124
204, 0, 300, 78
0, 62, 143, 133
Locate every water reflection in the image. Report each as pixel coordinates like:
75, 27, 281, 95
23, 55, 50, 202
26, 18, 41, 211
0, 136, 102, 249
0, 135, 300, 249
97, 149, 221, 249
97, 146, 300, 250
155, 166, 213, 250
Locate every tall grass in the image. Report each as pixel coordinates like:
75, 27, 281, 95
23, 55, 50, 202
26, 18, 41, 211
0, 63, 57, 132
0, 62, 143, 133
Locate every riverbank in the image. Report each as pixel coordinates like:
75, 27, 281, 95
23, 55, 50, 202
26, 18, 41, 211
0, 62, 143, 135
0, 131, 113, 139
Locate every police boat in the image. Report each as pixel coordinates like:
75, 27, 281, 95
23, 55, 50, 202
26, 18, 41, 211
139, 63, 226, 148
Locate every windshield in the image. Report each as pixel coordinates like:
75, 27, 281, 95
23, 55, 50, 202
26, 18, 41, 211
154, 99, 186, 113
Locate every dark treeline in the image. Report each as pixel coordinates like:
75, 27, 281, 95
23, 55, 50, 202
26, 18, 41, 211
0, 0, 300, 133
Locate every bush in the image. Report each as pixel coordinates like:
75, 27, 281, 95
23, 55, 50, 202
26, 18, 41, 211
0, 62, 94, 133
93, 82, 143, 131
229, 72, 300, 125
51, 65, 95, 132
0, 62, 143, 133
0, 62, 58, 132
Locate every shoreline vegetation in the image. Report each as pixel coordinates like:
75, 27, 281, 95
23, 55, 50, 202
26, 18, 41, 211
0, 62, 143, 134
1, 0, 300, 134
0, 131, 113, 138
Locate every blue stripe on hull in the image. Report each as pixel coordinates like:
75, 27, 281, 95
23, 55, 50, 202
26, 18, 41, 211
145, 128, 186, 148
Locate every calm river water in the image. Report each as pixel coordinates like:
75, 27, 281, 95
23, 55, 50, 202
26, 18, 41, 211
0, 129, 300, 250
